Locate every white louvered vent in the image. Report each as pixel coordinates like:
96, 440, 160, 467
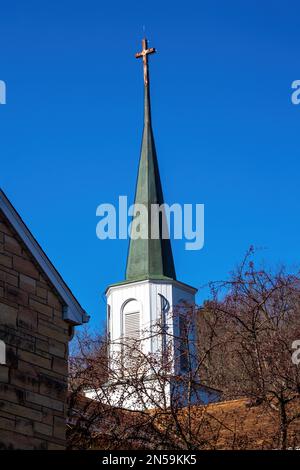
124, 311, 140, 340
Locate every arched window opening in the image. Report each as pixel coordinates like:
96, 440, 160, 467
123, 299, 140, 341
122, 300, 141, 370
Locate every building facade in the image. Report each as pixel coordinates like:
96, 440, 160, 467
0, 190, 88, 449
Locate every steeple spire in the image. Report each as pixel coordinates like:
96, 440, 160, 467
125, 39, 176, 282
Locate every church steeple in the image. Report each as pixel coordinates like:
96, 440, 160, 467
125, 39, 176, 282
104, 39, 200, 410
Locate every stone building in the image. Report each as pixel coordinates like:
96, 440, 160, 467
0, 189, 89, 449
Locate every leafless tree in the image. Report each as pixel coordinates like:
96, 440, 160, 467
67, 250, 300, 450
67, 311, 240, 450
198, 248, 300, 449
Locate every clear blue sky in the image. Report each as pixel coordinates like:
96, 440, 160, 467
1, 1, 300, 331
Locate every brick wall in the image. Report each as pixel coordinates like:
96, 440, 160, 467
0, 211, 70, 449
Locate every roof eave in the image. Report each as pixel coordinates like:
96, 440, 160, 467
106, 277, 198, 296
0, 189, 89, 326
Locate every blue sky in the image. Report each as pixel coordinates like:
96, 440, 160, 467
1, 1, 300, 331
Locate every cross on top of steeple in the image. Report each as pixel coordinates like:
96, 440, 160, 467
135, 38, 156, 86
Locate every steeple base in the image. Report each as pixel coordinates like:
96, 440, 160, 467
85, 378, 220, 411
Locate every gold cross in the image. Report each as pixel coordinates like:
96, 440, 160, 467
135, 38, 156, 86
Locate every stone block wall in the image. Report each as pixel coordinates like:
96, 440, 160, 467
0, 211, 70, 449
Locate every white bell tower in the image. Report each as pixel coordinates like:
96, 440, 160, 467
107, 279, 197, 373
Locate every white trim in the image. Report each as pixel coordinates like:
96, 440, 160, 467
0, 189, 89, 325
106, 278, 197, 297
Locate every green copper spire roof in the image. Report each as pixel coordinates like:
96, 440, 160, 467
125, 39, 176, 282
